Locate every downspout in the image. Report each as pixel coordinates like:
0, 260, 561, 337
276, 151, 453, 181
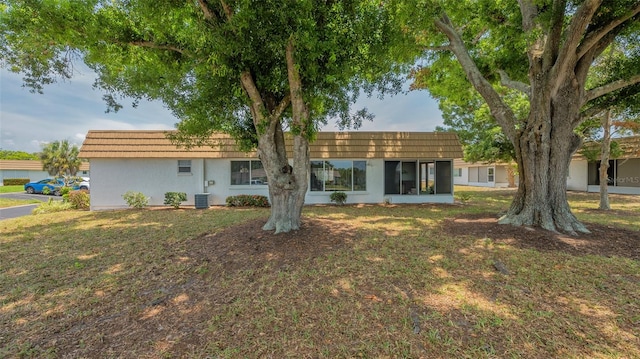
202, 158, 207, 193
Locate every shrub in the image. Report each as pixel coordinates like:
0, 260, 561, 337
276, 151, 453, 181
164, 192, 187, 209
66, 190, 90, 210
122, 191, 149, 209
2, 178, 30, 186
330, 191, 347, 205
59, 186, 72, 196
42, 186, 51, 195
32, 198, 73, 214
226, 194, 270, 207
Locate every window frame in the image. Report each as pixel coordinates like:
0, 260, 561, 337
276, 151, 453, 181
230, 160, 268, 186
310, 160, 367, 192
178, 160, 192, 174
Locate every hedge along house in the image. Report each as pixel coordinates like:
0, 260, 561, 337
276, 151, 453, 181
78, 130, 463, 210
567, 136, 640, 195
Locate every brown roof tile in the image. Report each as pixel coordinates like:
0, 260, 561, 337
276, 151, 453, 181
78, 130, 463, 159
0, 160, 89, 171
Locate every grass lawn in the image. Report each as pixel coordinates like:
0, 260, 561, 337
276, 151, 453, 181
0, 185, 24, 194
1, 188, 638, 358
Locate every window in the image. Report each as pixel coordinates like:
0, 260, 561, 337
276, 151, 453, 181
385, 160, 452, 195
310, 160, 366, 192
453, 168, 462, 177
178, 160, 191, 174
487, 167, 495, 182
231, 160, 267, 185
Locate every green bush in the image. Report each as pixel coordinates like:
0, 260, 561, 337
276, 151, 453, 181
164, 192, 187, 209
60, 186, 72, 196
66, 190, 90, 210
2, 178, 30, 186
226, 194, 270, 207
42, 186, 52, 195
122, 191, 149, 209
32, 198, 73, 214
330, 191, 347, 205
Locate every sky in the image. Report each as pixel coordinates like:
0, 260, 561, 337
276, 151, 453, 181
0, 64, 445, 154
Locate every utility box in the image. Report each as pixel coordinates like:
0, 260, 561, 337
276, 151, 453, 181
194, 193, 210, 209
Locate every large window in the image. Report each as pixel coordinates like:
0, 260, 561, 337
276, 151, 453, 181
310, 160, 366, 192
385, 160, 452, 195
588, 159, 640, 187
231, 160, 267, 185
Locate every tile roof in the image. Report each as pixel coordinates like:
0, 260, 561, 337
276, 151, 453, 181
0, 160, 90, 171
574, 135, 640, 160
79, 130, 463, 160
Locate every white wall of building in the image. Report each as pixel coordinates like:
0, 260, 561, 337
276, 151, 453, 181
89, 157, 455, 210
567, 159, 588, 192
90, 158, 206, 210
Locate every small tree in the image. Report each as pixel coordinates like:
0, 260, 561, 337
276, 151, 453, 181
39, 140, 81, 185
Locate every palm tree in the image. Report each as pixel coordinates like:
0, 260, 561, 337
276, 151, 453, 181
39, 140, 81, 184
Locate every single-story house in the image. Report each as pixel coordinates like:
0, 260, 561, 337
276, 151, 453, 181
453, 159, 518, 188
78, 130, 463, 210
568, 136, 640, 195
0, 160, 90, 185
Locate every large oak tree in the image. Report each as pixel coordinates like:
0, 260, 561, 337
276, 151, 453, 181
1, 0, 408, 233
404, 0, 640, 234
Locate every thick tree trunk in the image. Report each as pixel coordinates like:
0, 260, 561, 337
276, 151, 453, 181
260, 131, 309, 233
599, 110, 611, 210
498, 79, 590, 235
259, 130, 309, 233
239, 38, 312, 234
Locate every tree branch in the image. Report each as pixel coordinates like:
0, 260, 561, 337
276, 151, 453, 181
498, 70, 530, 97
584, 74, 640, 103
434, 13, 518, 143
553, 0, 601, 80
240, 70, 266, 125
220, 0, 233, 21
542, 0, 567, 69
516, 0, 537, 31
577, 3, 640, 60
240, 70, 290, 134
286, 36, 309, 131
197, 0, 216, 21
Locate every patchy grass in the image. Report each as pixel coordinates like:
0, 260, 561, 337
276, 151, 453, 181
1, 189, 639, 358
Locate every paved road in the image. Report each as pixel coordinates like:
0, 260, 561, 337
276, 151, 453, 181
0, 192, 61, 221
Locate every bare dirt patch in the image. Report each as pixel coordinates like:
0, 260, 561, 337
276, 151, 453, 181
444, 213, 640, 260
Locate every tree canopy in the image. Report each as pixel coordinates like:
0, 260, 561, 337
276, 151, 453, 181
401, 0, 640, 234
0, 149, 38, 160
1, 0, 411, 232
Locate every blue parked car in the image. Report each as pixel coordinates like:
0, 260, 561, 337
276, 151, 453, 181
24, 178, 66, 196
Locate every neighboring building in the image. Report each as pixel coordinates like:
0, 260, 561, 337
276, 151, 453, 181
568, 136, 640, 195
78, 130, 463, 210
453, 159, 518, 188
0, 160, 90, 185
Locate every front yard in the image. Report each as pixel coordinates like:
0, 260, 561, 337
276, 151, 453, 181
1, 188, 638, 358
